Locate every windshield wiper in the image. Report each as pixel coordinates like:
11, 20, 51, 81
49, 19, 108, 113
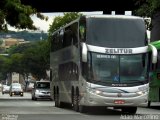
126, 80, 146, 84
88, 79, 111, 84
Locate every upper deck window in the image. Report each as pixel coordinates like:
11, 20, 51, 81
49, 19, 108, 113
86, 17, 147, 48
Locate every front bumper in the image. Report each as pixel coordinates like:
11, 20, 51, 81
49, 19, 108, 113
80, 91, 148, 107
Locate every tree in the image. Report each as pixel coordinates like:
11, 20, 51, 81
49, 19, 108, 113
0, 39, 3, 45
9, 53, 24, 73
134, 0, 160, 41
22, 41, 49, 80
0, 0, 48, 31
8, 43, 32, 54
3, 45, 28, 80
0, 56, 9, 80
48, 12, 82, 38
0, 39, 4, 53
6, 40, 49, 80
1, 12, 82, 81
48, 12, 82, 52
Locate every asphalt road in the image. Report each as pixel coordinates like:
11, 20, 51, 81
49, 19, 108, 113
0, 92, 160, 120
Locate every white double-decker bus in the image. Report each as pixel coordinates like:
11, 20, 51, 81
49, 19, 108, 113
50, 14, 156, 114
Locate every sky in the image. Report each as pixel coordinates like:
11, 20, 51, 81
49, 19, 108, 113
8, 11, 103, 33
8, 11, 134, 33
8, 11, 151, 39
32, 12, 104, 32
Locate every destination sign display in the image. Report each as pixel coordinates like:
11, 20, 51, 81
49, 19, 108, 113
87, 44, 148, 54
105, 48, 133, 54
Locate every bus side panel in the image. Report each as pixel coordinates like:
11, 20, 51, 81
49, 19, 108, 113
51, 46, 80, 104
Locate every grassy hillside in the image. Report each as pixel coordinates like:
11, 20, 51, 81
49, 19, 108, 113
0, 31, 48, 41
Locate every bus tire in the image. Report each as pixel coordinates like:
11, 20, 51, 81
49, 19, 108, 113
55, 93, 59, 107
55, 93, 64, 108
79, 105, 87, 113
55, 87, 61, 107
147, 101, 151, 108
73, 94, 79, 112
32, 96, 34, 100
53, 87, 56, 101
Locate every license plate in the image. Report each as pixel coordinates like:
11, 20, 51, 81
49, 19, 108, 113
114, 100, 125, 104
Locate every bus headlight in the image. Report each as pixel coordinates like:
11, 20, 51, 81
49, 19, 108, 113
137, 85, 149, 95
89, 89, 102, 95
95, 90, 102, 94
136, 91, 146, 95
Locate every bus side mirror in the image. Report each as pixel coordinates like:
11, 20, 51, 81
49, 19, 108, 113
81, 42, 87, 62
148, 44, 157, 64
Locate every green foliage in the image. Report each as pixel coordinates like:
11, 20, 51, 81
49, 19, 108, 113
9, 53, 24, 73
134, 0, 160, 30
0, 30, 48, 41
48, 12, 82, 50
48, 12, 82, 36
0, 39, 50, 80
17, 41, 48, 79
134, 0, 160, 17
8, 43, 31, 54
0, 0, 48, 31
0, 12, 83, 81
0, 39, 3, 45
0, 56, 9, 79
22, 40, 49, 80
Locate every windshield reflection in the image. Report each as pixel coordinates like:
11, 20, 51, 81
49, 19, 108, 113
86, 52, 148, 86
86, 17, 147, 48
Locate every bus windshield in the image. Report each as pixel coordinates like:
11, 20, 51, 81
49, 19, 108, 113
86, 17, 147, 48
86, 52, 148, 86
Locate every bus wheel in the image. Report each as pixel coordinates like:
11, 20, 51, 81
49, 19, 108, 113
55, 93, 59, 107
147, 101, 151, 108
122, 107, 137, 114
73, 94, 79, 112
55, 93, 64, 108
32, 96, 34, 100
79, 105, 87, 113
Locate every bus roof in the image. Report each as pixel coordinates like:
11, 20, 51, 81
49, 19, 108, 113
84, 14, 143, 20
52, 14, 144, 35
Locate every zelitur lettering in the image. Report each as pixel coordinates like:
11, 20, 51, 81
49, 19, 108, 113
105, 48, 132, 54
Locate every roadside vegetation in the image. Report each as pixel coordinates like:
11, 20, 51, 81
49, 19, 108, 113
0, 12, 81, 81
1, 0, 160, 81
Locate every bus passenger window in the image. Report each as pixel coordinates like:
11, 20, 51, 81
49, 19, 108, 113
63, 27, 73, 47
72, 32, 78, 47
79, 25, 85, 41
